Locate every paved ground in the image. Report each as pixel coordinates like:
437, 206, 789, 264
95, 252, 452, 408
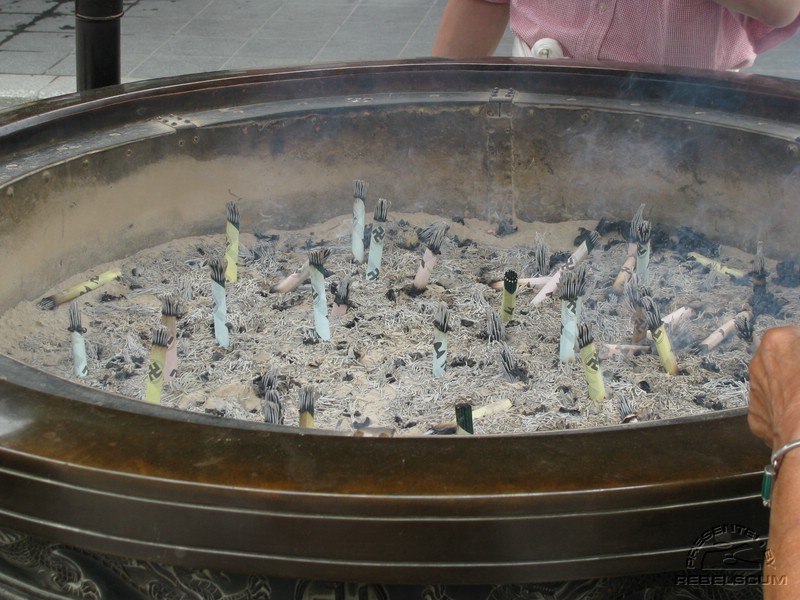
0, 0, 798, 109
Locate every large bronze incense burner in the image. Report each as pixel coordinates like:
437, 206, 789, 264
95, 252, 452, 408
0, 60, 797, 589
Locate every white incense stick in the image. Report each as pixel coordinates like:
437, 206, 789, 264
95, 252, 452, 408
145, 325, 172, 404
635, 219, 651, 286
557, 264, 587, 363
698, 313, 747, 354
432, 303, 449, 378
68, 301, 88, 377
209, 257, 229, 348
225, 201, 240, 283
532, 231, 598, 305
413, 221, 449, 291
366, 198, 389, 281
271, 262, 310, 294
351, 179, 367, 264
309, 248, 331, 341
160, 293, 180, 382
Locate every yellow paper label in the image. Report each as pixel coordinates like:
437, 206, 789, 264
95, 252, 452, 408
225, 221, 239, 283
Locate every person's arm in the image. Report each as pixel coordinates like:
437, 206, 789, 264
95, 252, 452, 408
748, 325, 800, 597
432, 0, 510, 58
715, 0, 800, 27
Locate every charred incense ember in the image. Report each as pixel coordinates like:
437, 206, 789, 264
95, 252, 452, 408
501, 270, 518, 323
618, 395, 639, 424
499, 341, 528, 382
309, 248, 331, 341
366, 198, 389, 281
687, 252, 748, 280
67, 301, 88, 377
635, 219, 652, 286
224, 201, 240, 283
271, 262, 310, 294
455, 403, 474, 435
624, 281, 650, 344
331, 279, 352, 317
255, 365, 280, 397
37, 269, 122, 310
486, 309, 504, 343
144, 325, 172, 404
262, 389, 283, 424
752, 241, 768, 297
160, 293, 180, 382
208, 257, 230, 348
432, 303, 450, 378
735, 310, 761, 352
577, 323, 606, 403
558, 263, 587, 363
413, 221, 449, 291
642, 296, 678, 375
351, 179, 367, 264
298, 385, 318, 429
532, 230, 599, 305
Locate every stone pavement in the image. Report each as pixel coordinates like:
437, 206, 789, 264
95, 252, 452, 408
0, 0, 798, 109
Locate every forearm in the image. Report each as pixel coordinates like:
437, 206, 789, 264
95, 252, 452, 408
432, 0, 510, 58
766, 451, 800, 598
715, 0, 800, 27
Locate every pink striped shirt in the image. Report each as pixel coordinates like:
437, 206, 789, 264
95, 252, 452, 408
487, 1, 800, 69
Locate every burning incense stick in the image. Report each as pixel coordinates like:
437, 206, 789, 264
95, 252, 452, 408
613, 205, 644, 294
578, 323, 606, 403
499, 342, 528, 382
225, 201, 240, 283
37, 269, 121, 310
486, 309, 504, 343
298, 385, 318, 429
413, 221, 449, 292
455, 403, 473, 435
735, 310, 761, 352
531, 232, 551, 277
752, 241, 767, 297
366, 198, 389, 281
642, 297, 678, 375
432, 303, 450, 378
331, 279, 352, 317
635, 219, 652, 286
309, 249, 331, 341
351, 179, 367, 264
618, 395, 639, 424
68, 301, 88, 377
696, 316, 739, 354
687, 252, 748, 279
428, 399, 512, 434
271, 262, 310, 294
160, 293, 180, 382
262, 389, 283, 424
145, 325, 172, 404
532, 230, 599, 305
558, 263, 587, 363
209, 257, 229, 348
624, 281, 650, 344
501, 270, 518, 323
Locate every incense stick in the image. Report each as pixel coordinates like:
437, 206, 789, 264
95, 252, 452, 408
37, 269, 122, 310
687, 252, 748, 279
532, 230, 599, 305
642, 296, 678, 375
617, 395, 639, 424
351, 179, 367, 264
578, 323, 606, 403
209, 257, 229, 348
432, 303, 449, 378
262, 389, 283, 424
531, 232, 550, 277
624, 280, 649, 344
160, 293, 180, 382
331, 279, 352, 317
271, 262, 310, 294
144, 325, 172, 404
413, 221, 449, 291
68, 301, 88, 377
298, 385, 318, 429
309, 248, 331, 341
428, 399, 512, 434
613, 204, 644, 294
735, 310, 761, 352
558, 263, 587, 363
500, 270, 518, 323
486, 309, 504, 343
488, 275, 551, 290
224, 201, 240, 283
366, 198, 389, 281
455, 403, 473, 435
696, 317, 738, 354
499, 341, 528, 382
635, 219, 652, 286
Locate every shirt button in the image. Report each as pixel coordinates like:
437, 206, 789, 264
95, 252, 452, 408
598, 2, 607, 12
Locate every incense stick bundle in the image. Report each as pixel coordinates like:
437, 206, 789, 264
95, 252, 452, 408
209, 257, 229, 348
687, 252, 748, 279
500, 270, 518, 323
298, 385, 318, 429
432, 303, 450, 378
612, 204, 644, 294
331, 279, 352, 317
486, 309, 504, 343
37, 269, 122, 310
558, 264, 587, 363
642, 296, 678, 375
366, 198, 389, 281
488, 275, 551, 291
413, 221, 449, 291
262, 389, 283, 424
531, 232, 551, 278
309, 249, 331, 341
145, 325, 172, 404
351, 179, 367, 264
455, 403, 473, 435
735, 310, 761, 352
635, 219, 652, 286
578, 323, 606, 403
68, 301, 88, 377
697, 309, 753, 354
428, 399, 512, 434
499, 341, 528, 381
624, 281, 650, 344
618, 395, 639, 424
224, 201, 240, 283
532, 231, 599, 305
160, 293, 180, 382
271, 262, 310, 294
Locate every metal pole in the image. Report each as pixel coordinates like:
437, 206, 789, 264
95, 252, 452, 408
75, 0, 123, 91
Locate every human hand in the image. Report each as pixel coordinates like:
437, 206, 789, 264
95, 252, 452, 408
748, 325, 800, 450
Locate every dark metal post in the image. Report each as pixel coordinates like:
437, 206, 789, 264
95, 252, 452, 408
75, 0, 123, 91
